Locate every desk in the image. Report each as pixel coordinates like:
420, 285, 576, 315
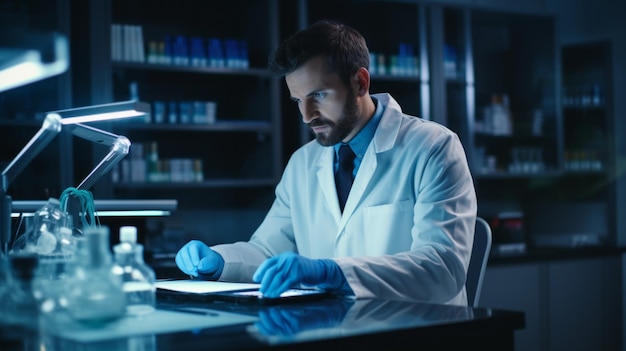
1, 298, 524, 351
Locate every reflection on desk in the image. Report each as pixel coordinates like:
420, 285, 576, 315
1, 297, 524, 351
246, 298, 479, 343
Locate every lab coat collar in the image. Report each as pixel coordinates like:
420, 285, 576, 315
370, 93, 403, 154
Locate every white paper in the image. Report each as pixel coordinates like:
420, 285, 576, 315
155, 279, 261, 294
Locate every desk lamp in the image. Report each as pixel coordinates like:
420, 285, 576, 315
1, 101, 151, 255
1, 31, 153, 254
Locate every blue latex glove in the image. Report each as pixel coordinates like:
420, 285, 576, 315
254, 299, 354, 336
252, 252, 347, 298
175, 240, 224, 279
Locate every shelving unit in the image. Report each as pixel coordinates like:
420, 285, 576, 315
95, 0, 283, 212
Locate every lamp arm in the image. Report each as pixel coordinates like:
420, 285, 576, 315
63, 123, 131, 191
1, 113, 63, 188
0, 113, 63, 255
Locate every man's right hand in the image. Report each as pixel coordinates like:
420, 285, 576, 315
175, 240, 224, 279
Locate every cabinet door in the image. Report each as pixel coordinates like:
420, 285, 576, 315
548, 257, 621, 350
482, 257, 621, 351
481, 263, 545, 351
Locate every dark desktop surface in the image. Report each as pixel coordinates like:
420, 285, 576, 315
1, 296, 524, 351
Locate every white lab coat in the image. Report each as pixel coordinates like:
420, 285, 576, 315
213, 93, 477, 305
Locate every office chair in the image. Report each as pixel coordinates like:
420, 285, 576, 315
466, 217, 492, 308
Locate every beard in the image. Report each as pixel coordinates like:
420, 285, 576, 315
311, 90, 360, 146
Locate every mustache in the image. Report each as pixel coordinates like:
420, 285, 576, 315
308, 118, 331, 128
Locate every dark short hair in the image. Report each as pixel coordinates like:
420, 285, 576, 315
268, 20, 370, 87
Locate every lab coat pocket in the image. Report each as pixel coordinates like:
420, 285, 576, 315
359, 200, 414, 254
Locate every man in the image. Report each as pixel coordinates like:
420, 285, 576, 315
176, 20, 477, 305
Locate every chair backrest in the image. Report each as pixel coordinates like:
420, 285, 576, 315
466, 217, 492, 308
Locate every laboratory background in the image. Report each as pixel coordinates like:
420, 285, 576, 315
1, 0, 626, 350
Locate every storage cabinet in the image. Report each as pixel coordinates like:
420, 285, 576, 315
481, 256, 621, 351
480, 262, 544, 351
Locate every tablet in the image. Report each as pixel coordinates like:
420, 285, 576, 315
155, 280, 262, 302
212, 288, 331, 305
156, 288, 218, 302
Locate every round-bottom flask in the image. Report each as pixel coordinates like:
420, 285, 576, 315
66, 226, 126, 324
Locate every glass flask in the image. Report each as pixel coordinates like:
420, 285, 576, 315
65, 226, 126, 324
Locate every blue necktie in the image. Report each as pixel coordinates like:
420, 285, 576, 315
335, 144, 356, 212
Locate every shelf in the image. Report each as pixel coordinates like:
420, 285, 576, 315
562, 104, 607, 111
561, 169, 609, 176
113, 178, 276, 189
474, 133, 547, 140
370, 74, 421, 83
474, 170, 562, 179
112, 62, 273, 78
117, 120, 273, 133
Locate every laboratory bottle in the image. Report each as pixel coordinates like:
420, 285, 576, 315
488, 94, 513, 136
112, 226, 156, 316
66, 226, 126, 324
146, 141, 159, 182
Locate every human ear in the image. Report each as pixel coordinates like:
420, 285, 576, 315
354, 67, 370, 96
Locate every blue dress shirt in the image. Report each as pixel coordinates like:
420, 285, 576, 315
334, 97, 384, 176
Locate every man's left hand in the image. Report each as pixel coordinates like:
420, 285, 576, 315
252, 252, 345, 298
